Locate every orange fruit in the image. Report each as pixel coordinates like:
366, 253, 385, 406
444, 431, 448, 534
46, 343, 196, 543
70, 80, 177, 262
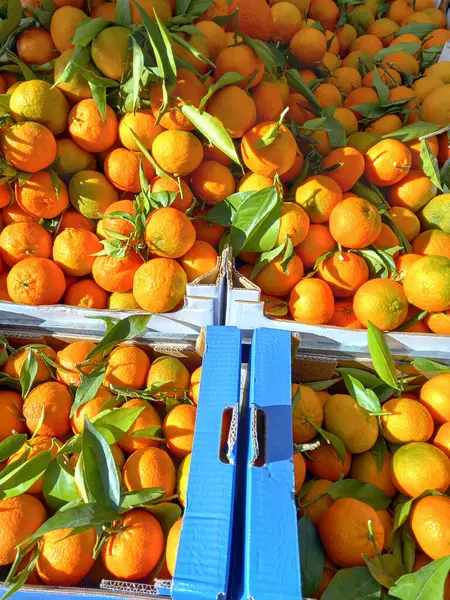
53, 139, 96, 181
190, 161, 236, 206
192, 210, 225, 248
324, 393, 378, 453
336, 23, 358, 55
423, 27, 450, 48
419, 374, 450, 424
0, 183, 12, 209
251, 81, 284, 123
104, 345, 150, 389
92, 249, 144, 293
69, 170, 119, 220
10, 80, 69, 135
394, 254, 422, 283
295, 224, 336, 268
166, 518, 182, 577
276, 202, 310, 247
319, 498, 384, 568
16, 27, 58, 65
322, 147, 365, 192
353, 279, 408, 331
189, 367, 202, 406
226, 0, 273, 41
119, 110, 164, 151
7, 257, 66, 305
314, 83, 343, 108
366, 114, 403, 137
99, 200, 136, 241
381, 396, 434, 444
299, 479, 334, 525
331, 107, 359, 136
307, 442, 352, 481
387, 206, 420, 241
293, 452, 306, 494
163, 404, 197, 458
7, 435, 58, 494
344, 87, 379, 119
0, 222, 52, 267
2, 346, 56, 384
422, 84, 450, 125
363, 66, 401, 88
271, 0, 303, 43
351, 33, 383, 54
101, 509, 164, 580
329, 196, 382, 249
146, 356, 190, 399
382, 51, 419, 75
328, 298, 363, 329
68, 99, 118, 153
179, 240, 218, 282
373, 223, 400, 253
195, 20, 227, 61
15, 171, 69, 219
152, 130, 204, 177
289, 27, 327, 66
23, 381, 72, 436
0, 495, 46, 566
1, 122, 56, 173
289, 278, 335, 325
53, 228, 102, 277
331, 67, 362, 96
241, 121, 297, 177
70, 387, 115, 434
56, 340, 99, 386
388, 170, 437, 213
50, 6, 87, 52
411, 495, 450, 560
350, 450, 396, 497
90, 26, 131, 81
117, 398, 162, 454
387, 0, 413, 24
403, 255, 450, 312
214, 45, 264, 89
434, 422, 450, 457
237, 172, 275, 192
252, 254, 304, 297
150, 177, 193, 213
425, 310, 450, 335
365, 139, 411, 187
123, 446, 176, 495
310, 0, 339, 29
318, 251, 369, 298
392, 441, 450, 497
368, 17, 399, 45
104, 148, 155, 193
295, 175, 342, 224
0, 390, 26, 442
53, 49, 93, 103
133, 258, 187, 313
207, 86, 256, 139
292, 384, 323, 444
412, 230, 450, 260
145, 207, 196, 259
63, 279, 109, 309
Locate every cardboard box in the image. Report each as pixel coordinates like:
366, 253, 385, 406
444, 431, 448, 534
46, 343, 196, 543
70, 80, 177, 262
0, 326, 243, 600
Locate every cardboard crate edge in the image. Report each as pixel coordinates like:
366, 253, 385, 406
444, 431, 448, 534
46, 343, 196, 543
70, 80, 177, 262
243, 328, 301, 600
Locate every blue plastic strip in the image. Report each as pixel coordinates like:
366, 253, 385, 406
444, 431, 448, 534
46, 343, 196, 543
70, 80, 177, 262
244, 328, 302, 599
172, 326, 242, 600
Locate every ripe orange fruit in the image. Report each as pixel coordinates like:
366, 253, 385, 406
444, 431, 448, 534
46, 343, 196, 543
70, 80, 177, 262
150, 177, 193, 213
152, 130, 204, 177
434, 422, 450, 457
166, 518, 182, 577
396, 254, 422, 282
319, 498, 385, 568
381, 397, 433, 444
366, 114, 403, 137
90, 26, 130, 81
53, 139, 96, 181
146, 356, 190, 399
24, 381, 72, 436
133, 258, 188, 313
324, 393, 378, 453
293, 452, 306, 494
392, 441, 450, 497
313, 83, 343, 108
190, 161, 236, 206
10, 80, 69, 135
92, 249, 144, 293
277, 202, 310, 247
163, 404, 197, 458
292, 384, 323, 443
295, 224, 336, 268
7, 257, 66, 305
117, 398, 162, 454
16, 27, 57, 65
241, 122, 297, 177
56, 340, 99, 386
419, 374, 450, 424
363, 66, 401, 88
411, 495, 450, 560
0, 222, 52, 267
53, 228, 102, 277
70, 387, 115, 433
0, 390, 26, 442
123, 446, 176, 496
372, 223, 400, 254
350, 450, 396, 497
387, 206, 420, 242
50, 6, 87, 52
331, 68, 363, 97
353, 278, 408, 331
237, 172, 275, 192
0, 183, 12, 209
344, 87, 379, 119
412, 230, 450, 260
299, 479, 334, 525
289, 27, 327, 66
214, 45, 263, 89
329, 196, 382, 248
104, 345, 150, 390
2, 346, 56, 384
0, 495, 46, 566
322, 147, 365, 192
69, 170, 119, 220
388, 170, 437, 212
145, 207, 196, 259
250, 81, 284, 123
53, 49, 93, 103
351, 33, 383, 54
425, 310, 450, 335
328, 299, 363, 329
403, 255, 450, 312
104, 148, 155, 193
307, 443, 352, 481
99, 200, 135, 241
15, 171, 69, 219
253, 254, 304, 297
119, 110, 164, 151
1, 122, 56, 173
195, 20, 227, 61
365, 139, 411, 187
207, 85, 256, 139
179, 240, 218, 282
289, 278, 335, 325
295, 175, 342, 224
318, 251, 369, 298
68, 99, 118, 153
189, 367, 202, 406
422, 84, 450, 125
7, 436, 58, 494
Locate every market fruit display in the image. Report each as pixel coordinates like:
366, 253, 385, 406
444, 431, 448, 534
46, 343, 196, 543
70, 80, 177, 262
0, 0, 448, 329
294, 323, 450, 598
0, 316, 200, 593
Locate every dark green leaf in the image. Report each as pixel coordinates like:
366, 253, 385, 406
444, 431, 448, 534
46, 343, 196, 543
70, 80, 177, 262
212, 7, 237, 25
373, 64, 389, 103
367, 323, 399, 390
0, 0, 23, 44
298, 517, 324, 597
42, 457, 79, 511
318, 430, 347, 464
286, 69, 321, 114
402, 523, 415, 574
19, 351, 38, 399
0, 450, 51, 499
88, 81, 107, 121
381, 122, 441, 142
322, 567, 381, 600
120, 487, 166, 510
328, 479, 391, 509
71, 365, 106, 418
0, 434, 27, 463
115, 0, 131, 26
242, 34, 277, 79
371, 436, 388, 472
172, 32, 214, 69
85, 315, 151, 360
324, 115, 347, 148
364, 554, 405, 589
175, 0, 213, 17
389, 556, 450, 599
73, 17, 109, 47
420, 138, 442, 191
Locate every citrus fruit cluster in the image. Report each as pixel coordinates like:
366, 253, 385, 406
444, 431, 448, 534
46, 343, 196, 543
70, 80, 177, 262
0, 317, 200, 589
293, 334, 450, 597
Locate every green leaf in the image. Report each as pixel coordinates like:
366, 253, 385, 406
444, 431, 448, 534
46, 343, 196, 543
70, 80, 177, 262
230, 186, 281, 255
70, 365, 107, 418
0, 0, 23, 44
336, 367, 382, 388
130, 37, 144, 112
381, 122, 441, 142
367, 323, 399, 390
371, 436, 388, 472
328, 479, 391, 509
73, 17, 110, 47
120, 487, 166, 510
52, 45, 91, 87
82, 417, 121, 511
180, 104, 242, 166
305, 378, 341, 391
88, 81, 107, 121
115, 0, 131, 26
251, 240, 287, 279
298, 517, 324, 597
286, 69, 322, 115
374, 43, 420, 61
23, 503, 119, 544
323, 115, 347, 148
318, 430, 347, 464
242, 34, 277, 79
373, 65, 389, 103
2, 546, 39, 600
0, 373, 20, 391
350, 99, 410, 119
402, 523, 416, 574
85, 315, 151, 360
255, 111, 289, 150
19, 351, 38, 399
0, 450, 52, 499
0, 434, 27, 463
49, 168, 61, 199
412, 358, 450, 377
364, 554, 405, 589
393, 490, 440, 531
389, 556, 450, 599
420, 138, 442, 191
92, 406, 146, 444
42, 457, 79, 511
172, 32, 214, 69
146, 502, 182, 536
129, 425, 163, 439
199, 72, 244, 109
342, 374, 382, 414
126, 125, 175, 181
395, 23, 438, 38
321, 567, 381, 600
175, 0, 213, 17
